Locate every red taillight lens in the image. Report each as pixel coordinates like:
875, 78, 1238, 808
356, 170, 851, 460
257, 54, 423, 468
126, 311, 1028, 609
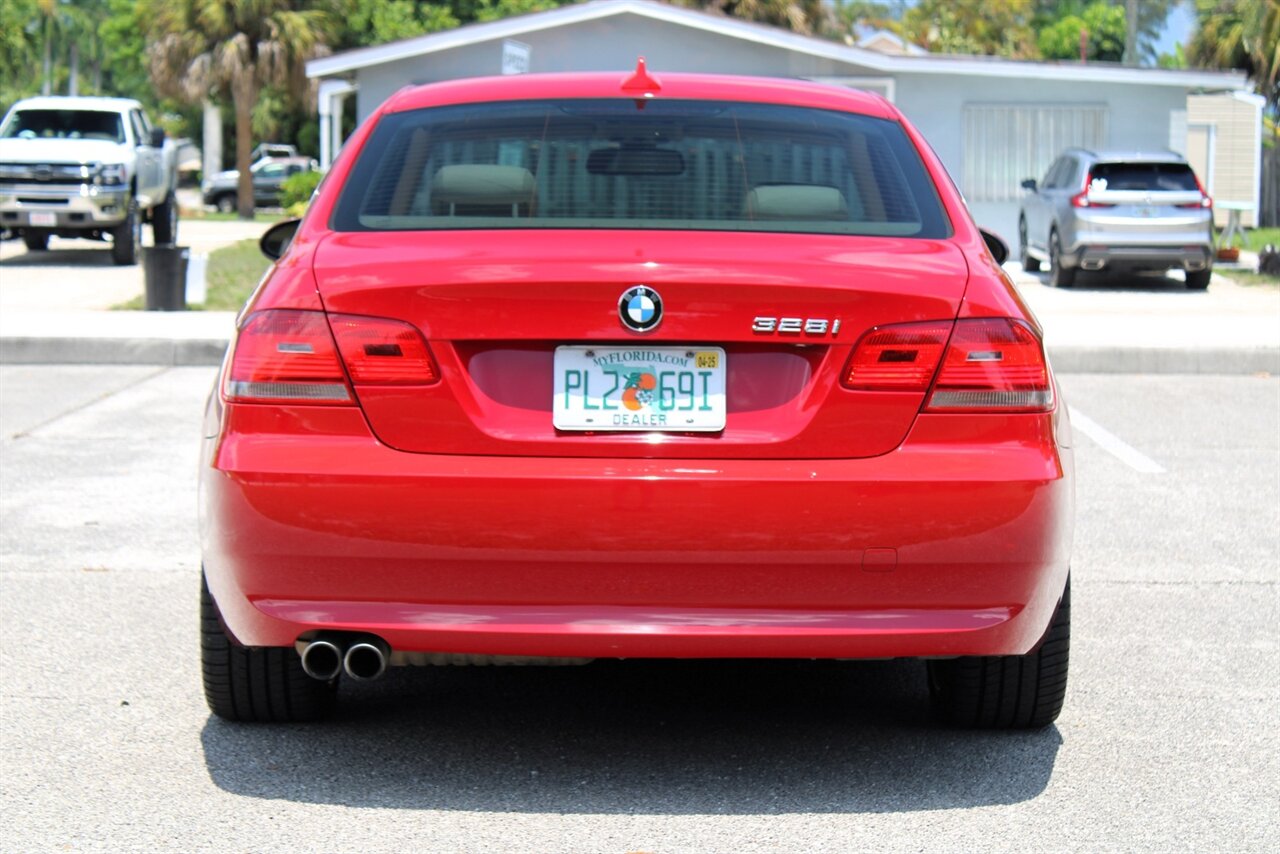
1072, 172, 1112, 208
1179, 174, 1213, 209
925, 318, 1053, 412
226, 310, 352, 404
329, 313, 439, 385
843, 321, 953, 391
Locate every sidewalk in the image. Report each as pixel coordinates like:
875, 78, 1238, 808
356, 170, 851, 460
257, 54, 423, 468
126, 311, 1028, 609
1, 240, 1277, 373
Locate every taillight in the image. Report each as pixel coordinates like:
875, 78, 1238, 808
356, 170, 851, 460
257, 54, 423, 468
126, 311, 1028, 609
225, 310, 440, 405
329, 313, 439, 385
843, 321, 952, 391
1179, 174, 1213, 209
925, 318, 1053, 412
1071, 172, 1112, 208
226, 310, 352, 404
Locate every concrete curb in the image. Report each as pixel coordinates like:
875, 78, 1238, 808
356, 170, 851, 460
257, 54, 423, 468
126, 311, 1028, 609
1, 336, 228, 367
2, 335, 1276, 375
1047, 345, 1279, 375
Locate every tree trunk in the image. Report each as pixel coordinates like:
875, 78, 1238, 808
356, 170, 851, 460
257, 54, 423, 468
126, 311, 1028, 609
68, 42, 78, 96
42, 16, 52, 96
232, 79, 257, 221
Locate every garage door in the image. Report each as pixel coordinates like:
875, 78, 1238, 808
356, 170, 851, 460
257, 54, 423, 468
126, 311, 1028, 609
963, 104, 1108, 203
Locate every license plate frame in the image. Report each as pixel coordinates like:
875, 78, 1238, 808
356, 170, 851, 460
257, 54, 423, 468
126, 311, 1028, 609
553, 345, 727, 432
29, 212, 57, 227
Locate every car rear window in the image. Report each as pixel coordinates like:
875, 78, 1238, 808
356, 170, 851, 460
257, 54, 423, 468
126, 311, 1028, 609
332, 99, 950, 238
1089, 162, 1199, 192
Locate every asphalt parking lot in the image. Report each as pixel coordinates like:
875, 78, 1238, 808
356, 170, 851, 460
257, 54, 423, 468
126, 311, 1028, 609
0, 365, 1276, 852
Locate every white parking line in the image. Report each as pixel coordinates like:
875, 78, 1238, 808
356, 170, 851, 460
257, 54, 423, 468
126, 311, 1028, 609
1069, 406, 1166, 474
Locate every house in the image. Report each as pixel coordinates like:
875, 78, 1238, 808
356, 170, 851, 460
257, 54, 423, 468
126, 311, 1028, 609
305, 0, 1247, 242
1186, 91, 1266, 228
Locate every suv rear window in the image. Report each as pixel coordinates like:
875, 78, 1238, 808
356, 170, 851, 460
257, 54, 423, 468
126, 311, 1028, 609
332, 99, 951, 238
1090, 162, 1198, 192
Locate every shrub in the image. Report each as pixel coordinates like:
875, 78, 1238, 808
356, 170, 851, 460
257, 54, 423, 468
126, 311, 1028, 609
279, 170, 323, 210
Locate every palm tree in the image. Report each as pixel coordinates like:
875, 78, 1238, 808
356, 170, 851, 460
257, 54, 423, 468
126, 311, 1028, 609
1189, 0, 1280, 110
147, 0, 335, 218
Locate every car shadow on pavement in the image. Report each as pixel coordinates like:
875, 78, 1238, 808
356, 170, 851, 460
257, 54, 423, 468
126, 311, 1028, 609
0, 248, 118, 267
200, 658, 1061, 814
1031, 269, 1197, 293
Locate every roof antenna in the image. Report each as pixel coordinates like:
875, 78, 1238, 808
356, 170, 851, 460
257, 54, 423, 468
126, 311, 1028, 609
621, 56, 662, 99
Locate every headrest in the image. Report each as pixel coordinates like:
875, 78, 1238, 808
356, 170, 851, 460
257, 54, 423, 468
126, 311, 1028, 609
431, 164, 536, 206
746, 184, 849, 221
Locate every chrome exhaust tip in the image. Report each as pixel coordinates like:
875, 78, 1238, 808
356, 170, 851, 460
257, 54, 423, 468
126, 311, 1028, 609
300, 639, 343, 681
343, 641, 389, 681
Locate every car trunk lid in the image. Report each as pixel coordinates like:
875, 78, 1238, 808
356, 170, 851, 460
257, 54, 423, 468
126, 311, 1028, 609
312, 229, 968, 459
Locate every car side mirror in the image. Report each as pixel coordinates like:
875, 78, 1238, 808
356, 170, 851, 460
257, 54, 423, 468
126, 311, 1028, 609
1020, 178, 1037, 191
260, 218, 301, 261
148, 127, 166, 148
980, 228, 1009, 265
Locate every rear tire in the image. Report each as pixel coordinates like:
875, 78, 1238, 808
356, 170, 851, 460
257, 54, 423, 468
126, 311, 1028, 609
927, 576, 1070, 729
152, 191, 178, 245
1048, 232, 1075, 288
215, 194, 235, 214
23, 232, 48, 251
1019, 219, 1040, 273
201, 572, 336, 722
1185, 269, 1212, 290
110, 201, 140, 266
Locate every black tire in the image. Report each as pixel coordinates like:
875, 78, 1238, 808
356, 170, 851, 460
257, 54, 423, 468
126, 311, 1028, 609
152, 191, 178, 245
1185, 269, 1212, 290
110, 200, 140, 265
23, 232, 48, 251
215, 194, 236, 214
927, 576, 1070, 729
1019, 219, 1040, 273
201, 572, 336, 722
1048, 232, 1075, 288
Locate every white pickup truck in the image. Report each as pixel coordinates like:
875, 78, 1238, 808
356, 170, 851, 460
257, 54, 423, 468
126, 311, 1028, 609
0, 96, 179, 265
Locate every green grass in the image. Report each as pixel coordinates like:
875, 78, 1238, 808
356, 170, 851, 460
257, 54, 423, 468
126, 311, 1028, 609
200, 239, 270, 310
113, 238, 267, 311
1243, 227, 1280, 249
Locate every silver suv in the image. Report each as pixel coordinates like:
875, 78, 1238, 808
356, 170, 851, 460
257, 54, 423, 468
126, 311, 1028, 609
1018, 149, 1214, 289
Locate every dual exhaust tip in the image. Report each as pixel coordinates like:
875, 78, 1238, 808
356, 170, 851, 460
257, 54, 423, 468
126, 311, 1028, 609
300, 637, 388, 682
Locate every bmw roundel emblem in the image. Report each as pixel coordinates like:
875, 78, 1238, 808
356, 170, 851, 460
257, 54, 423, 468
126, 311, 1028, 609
618, 286, 662, 333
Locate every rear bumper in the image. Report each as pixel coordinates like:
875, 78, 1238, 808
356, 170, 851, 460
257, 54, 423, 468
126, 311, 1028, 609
1068, 243, 1212, 272
200, 404, 1074, 659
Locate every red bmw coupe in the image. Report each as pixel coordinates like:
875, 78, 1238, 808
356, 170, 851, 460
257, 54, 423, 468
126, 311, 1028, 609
198, 63, 1073, 727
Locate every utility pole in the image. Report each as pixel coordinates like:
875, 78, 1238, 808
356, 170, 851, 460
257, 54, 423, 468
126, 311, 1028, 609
1124, 0, 1139, 65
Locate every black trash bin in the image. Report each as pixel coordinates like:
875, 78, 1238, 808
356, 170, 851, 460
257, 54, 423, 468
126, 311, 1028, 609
143, 245, 189, 311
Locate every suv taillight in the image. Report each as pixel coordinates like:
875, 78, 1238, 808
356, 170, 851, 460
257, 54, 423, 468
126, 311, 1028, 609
925, 318, 1053, 412
226, 309, 438, 404
1179, 174, 1213, 209
1071, 172, 1113, 208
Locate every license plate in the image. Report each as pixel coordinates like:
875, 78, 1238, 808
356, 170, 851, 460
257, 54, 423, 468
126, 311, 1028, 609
29, 212, 56, 226
553, 345, 727, 432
